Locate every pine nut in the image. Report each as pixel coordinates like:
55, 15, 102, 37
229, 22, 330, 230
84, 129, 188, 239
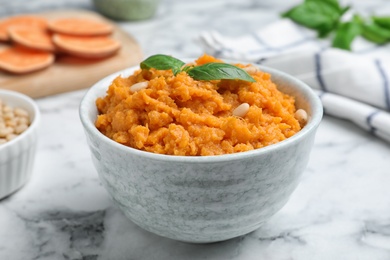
3, 112, 13, 121
233, 103, 250, 117
0, 127, 13, 137
0, 98, 30, 145
3, 105, 11, 113
243, 66, 259, 75
15, 124, 28, 134
130, 82, 149, 93
6, 119, 16, 127
14, 108, 29, 118
16, 117, 29, 125
295, 109, 308, 126
6, 134, 17, 141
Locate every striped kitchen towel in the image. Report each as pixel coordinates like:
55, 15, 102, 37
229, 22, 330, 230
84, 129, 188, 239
197, 19, 390, 142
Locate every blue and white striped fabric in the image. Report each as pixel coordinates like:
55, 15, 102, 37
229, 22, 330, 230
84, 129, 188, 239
197, 19, 390, 142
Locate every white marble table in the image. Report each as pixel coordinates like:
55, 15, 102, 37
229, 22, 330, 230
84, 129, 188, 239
1, 1, 390, 259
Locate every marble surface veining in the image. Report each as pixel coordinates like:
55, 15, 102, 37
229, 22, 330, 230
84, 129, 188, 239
1, 0, 390, 259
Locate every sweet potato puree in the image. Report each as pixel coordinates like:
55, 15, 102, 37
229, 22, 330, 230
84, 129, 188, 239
95, 55, 301, 156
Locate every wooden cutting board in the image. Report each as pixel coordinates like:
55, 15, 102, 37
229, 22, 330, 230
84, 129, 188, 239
0, 10, 143, 98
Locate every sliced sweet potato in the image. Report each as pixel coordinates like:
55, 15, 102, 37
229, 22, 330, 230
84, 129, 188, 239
0, 46, 54, 74
8, 27, 55, 52
52, 34, 121, 58
0, 16, 47, 41
48, 18, 113, 36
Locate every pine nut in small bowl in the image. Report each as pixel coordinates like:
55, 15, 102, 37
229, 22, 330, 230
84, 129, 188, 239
79, 54, 323, 243
0, 90, 40, 200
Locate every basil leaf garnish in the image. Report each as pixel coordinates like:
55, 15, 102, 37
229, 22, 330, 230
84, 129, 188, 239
281, 0, 390, 50
361, 23, 390, 44
187, 63, 255, 82
140, 54, 185, 75
373, 16, 390, 30
313, 0, 346, 12
282, 0, 348, 37
332, 15, 361, 50
140, 55, 256, 83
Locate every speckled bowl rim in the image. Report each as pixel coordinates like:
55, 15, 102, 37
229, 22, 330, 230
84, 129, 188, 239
0, 89, 40, 151
80, 62, 323, 163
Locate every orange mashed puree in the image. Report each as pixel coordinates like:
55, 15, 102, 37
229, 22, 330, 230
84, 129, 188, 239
95, 54, 301, 156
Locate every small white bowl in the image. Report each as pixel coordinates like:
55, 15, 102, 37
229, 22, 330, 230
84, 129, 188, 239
0, 90, 40, 200
80, 63, 323, 243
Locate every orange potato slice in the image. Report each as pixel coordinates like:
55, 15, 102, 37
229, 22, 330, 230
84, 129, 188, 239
0, 16, 47, 41
0, 46, 54, 74
52, 34, 121, 58
8, 27, 55, 52
48, 18, 113, 36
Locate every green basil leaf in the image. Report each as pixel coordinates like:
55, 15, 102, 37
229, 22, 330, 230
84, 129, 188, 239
332, 16, 361, 50
140, 55, 256, 82
282, 1, 342, 37
361, 23, 390, 44
140, 54, 185, 75
187, 63, 255, 82
307, 0, 347, 14
372, 16, 390, 30
340, 6, 351, 16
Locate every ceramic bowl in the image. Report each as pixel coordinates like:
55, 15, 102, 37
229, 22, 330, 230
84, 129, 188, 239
79, 63, 323, 243
0, 90, 40, 200
93, 0, 160, 21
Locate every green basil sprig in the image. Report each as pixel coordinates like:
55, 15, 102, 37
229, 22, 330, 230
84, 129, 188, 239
187, 63, 255, 82
140, 54, 255, 82
282, 0, 390, 51
282, 0, 349, 37
140, 54, 185, 76
372, 16, 390, 30
362, 22, 390, 44
332, 15, 361, 50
